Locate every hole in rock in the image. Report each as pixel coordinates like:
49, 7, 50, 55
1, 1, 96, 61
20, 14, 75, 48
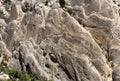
26, 64, 32, 74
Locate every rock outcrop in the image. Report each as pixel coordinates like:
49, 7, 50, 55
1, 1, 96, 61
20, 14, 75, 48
0, 0, 120, 81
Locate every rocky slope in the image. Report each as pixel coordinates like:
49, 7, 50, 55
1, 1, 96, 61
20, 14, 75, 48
0, 0, 120, 81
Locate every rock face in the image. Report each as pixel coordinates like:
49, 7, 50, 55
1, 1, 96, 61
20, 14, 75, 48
1, 0, 120, 81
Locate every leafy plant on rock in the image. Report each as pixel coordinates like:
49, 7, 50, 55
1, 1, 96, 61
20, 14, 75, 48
0, 65, 49, 81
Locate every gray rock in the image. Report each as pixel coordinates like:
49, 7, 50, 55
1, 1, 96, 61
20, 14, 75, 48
113, 66, 120, 81
2, 0, 120, 81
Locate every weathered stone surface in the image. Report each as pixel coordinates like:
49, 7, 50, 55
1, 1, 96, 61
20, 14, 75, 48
0, 72, 10, 81
1, 0, 120, 81
6, 5, 112, 81
112, 66, 120, 81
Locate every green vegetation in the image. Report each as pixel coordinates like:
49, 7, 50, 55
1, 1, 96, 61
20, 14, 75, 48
0, 9, 3, 14
59, 0, 65, 7
2, 0, 11, 3
81, 78, 84, 81
0, 53, 55, 81
0, 65, 48, 81
0, 63, 55, 81
49, 65, 54, 81
67, 9, 73, 15
78, 19, 86, 27
45, 0, 49, 6
2, 0, 7, 3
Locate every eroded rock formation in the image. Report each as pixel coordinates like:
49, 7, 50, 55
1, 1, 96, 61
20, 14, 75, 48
0, 0, 120, 81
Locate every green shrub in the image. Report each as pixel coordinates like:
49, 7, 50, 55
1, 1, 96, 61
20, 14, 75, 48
78, 19, 86, 27
2, 0, 11, 4
0, 65, 48, 81
67, 9, 73, 15
59, 0, 65, 7
50, 65, 54, 81
0, 8, 4, 14
81, 78, 84, 81
45, 0, 49, 6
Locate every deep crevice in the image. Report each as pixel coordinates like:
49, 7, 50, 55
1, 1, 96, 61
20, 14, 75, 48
25, 64, 32, 74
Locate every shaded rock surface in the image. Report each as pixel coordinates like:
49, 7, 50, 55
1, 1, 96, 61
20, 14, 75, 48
0, 0, 120, 81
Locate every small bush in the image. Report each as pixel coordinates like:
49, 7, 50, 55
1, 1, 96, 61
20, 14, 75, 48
78, 19, 86, 27
59, 0, 65, 7
45, 0, 49, 6
2, 0, 11, 4
67, 9, 73, 15
0, 8, 4, 14
81, 78, 84, 81
0, 65, 48, 81
50, 65, 54, 81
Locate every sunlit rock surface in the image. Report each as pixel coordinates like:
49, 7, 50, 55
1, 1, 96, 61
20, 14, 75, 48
1, 0, 120, 81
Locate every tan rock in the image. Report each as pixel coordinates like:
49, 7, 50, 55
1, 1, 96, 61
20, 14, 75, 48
112, 66, 120, 81
0, 72, 9, 81
10, 4, 24, 21
52, 3, 60, 9
1, 0, 119, 81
